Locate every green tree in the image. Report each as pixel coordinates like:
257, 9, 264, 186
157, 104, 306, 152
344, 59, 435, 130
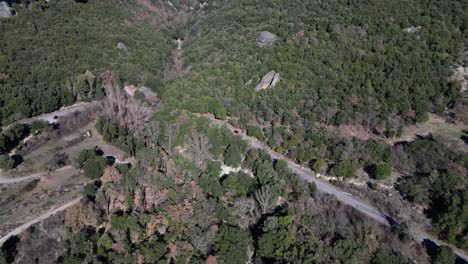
312, 159, 326, 174
372, 163, 392, 180
215, 225, 249, 264
224, 144, 242, 167
257, 215, 294, 260
83, 157, 106, 179
433, 246, 456, 264
0, 154, 15, 170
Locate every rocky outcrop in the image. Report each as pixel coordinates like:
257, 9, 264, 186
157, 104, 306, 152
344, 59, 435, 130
452, 65, 468, 92
0, 1, 13, 18
256, 31, 280, 47
116, 42, 128, 52
402, 26, 422, 33
254, 70, 281, 91
450, 50, 468, 93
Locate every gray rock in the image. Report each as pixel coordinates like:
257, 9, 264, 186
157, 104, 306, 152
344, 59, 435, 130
116, 42, 129, 52
402, 26, 422, 33
0, 1, 13, 18
255, 70, 280, 92
256, 31, 280, 48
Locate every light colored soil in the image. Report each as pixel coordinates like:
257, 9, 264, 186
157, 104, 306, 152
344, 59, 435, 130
0, 166, 87, 237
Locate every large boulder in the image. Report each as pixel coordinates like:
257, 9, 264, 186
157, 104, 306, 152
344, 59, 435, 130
116, 42, 129, 52
256, 31, 280, 47
255, 70, 281, 92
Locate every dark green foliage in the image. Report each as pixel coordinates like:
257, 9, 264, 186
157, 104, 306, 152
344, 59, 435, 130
139, 239, 167, 263
257, 215, 294, 260
163, 0, 464, 136
96, 117, 140, 156
215, 225, 249, 264
30, 120, 49, 134
246, 125, 264, 140
199, 161, 223, 198
0, 0, 170, 125
74, 149, 97, 169
330, 161, 357, 178
74, 148, 106, 179
0, 123, 30, 153
223, 143, 242, 167
0, 154, 16, 170
311, 159, 326, 173
221, 173, 256, 197
83, 183, 98, 201
309, 182, 317, 194
371, 163, 392, 180
433, 246, 456, 264
61, 229, 98, 264
83, 156, 106, 179
396, 138, 467, 249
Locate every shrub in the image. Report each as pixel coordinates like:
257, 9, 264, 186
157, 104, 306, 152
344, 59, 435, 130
30, 120, 49, 134
331, 162, 357, 178
0, 154, 15, 170
83, 157, 106, 179
372, 163, 392, 180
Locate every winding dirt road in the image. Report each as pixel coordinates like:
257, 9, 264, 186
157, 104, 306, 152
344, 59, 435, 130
197, 113, 468, 262
0, 197, 82, 245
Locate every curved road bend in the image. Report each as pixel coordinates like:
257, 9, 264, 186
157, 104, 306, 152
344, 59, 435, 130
200, 114, 468, 262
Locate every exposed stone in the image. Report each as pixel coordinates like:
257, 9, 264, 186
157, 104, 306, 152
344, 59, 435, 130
254, 70, 281, 92
0, 1, 13, 18
256, 31, 280, 47
402, 26, 422, 33
116, 42, 129, 52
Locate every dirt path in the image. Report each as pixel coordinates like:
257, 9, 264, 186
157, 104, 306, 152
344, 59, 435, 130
2, 101, 100, 131
196, 113, 468, 261
0, 196, 81, 245
0, 166, 73, 185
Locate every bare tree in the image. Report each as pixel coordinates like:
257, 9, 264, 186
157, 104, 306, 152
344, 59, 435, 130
254, 185, 276, 216
186, 132, 212, 168
194, 200, 218, 229
232, 197, 257, 229
101, 71, 153, 136
102, 71, 127, 125
145, 121, 160, 147
125, 97, 151, 137
166, 123, 179, 154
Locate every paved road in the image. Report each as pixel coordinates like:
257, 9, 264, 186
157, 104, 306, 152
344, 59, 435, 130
0, 197, 82, 245
198, 114, 468, 262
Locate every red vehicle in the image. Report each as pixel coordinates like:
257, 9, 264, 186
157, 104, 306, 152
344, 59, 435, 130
233, 130, 239, 134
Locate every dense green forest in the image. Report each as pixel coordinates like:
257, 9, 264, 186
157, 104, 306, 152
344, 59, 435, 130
163, 0, 465, 134
0, 0, 170, 125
